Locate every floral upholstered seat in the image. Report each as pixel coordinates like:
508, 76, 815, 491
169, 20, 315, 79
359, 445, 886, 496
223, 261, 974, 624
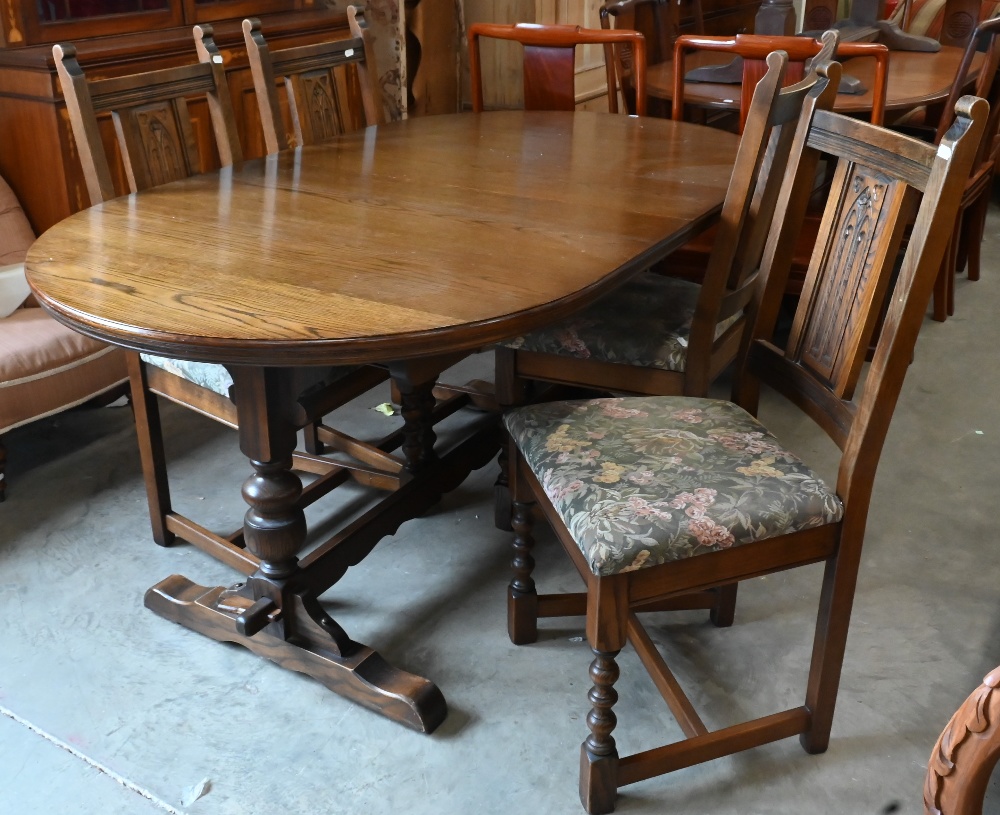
499, 272, 738, 372
505, 396, 843, 577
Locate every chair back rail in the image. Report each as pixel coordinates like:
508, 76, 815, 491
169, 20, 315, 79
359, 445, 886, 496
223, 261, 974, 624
235, 5, 381, 155
54, 40, 241, 204
468, 23, 647, 115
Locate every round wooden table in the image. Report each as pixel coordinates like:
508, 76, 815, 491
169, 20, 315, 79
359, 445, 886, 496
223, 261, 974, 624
648, 45, 977, 117
27, 110, 739, 733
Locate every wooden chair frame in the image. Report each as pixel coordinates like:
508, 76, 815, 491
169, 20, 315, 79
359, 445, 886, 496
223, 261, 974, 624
238, 5, 381, 155
672, 33, 890, 130
468, 23, 647, 115
507, 74, 986, 813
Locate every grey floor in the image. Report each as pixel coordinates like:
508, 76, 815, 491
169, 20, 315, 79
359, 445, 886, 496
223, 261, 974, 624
5, 214, 1000, 815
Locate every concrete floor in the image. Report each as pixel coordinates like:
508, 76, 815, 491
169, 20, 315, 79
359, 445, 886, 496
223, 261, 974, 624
4, 213, 1000, 815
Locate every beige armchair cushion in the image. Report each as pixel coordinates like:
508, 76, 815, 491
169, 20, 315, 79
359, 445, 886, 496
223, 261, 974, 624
0, 308, 128, 434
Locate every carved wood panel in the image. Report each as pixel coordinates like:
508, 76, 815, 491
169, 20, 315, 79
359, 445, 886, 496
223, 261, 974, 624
791, 161, 906, 399
128, 102, 193, 188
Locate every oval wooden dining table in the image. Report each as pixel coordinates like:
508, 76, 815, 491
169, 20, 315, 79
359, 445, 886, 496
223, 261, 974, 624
26, 110, 739, 733
648, 44, 978, 117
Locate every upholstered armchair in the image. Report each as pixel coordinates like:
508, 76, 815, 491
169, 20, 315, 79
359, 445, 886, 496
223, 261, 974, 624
0, 175, 128, 500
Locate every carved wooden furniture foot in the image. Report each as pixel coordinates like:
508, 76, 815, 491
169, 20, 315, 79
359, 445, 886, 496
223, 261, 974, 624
146, 575, 447, 732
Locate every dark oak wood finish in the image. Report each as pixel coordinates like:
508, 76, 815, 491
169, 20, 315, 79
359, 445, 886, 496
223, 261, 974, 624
507, 83, 987, 812
469, 23, 647, 115
26, 111, 738, 731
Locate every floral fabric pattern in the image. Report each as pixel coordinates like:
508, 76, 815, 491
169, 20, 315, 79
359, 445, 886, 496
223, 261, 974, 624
499, 272, 738, 373
505, 396, 843, 577
140, 355, 234, 398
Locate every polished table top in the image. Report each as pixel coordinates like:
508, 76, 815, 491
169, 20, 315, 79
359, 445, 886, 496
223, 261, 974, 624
648, 45, 979, 115
27, 111, 739, 367
24, 110, 741, 733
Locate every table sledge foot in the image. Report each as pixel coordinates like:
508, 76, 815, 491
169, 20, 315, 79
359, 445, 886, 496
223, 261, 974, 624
144, 574, 447, 733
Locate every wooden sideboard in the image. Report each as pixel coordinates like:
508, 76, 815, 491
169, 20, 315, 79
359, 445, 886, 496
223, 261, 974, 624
0, 0, 404, 233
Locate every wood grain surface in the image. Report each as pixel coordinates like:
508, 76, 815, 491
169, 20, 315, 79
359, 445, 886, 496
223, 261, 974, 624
651, 45, 981, 114
26, 111, 737, 366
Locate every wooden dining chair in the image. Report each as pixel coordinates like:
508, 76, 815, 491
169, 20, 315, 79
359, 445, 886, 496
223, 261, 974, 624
238, 5, 382, 155
502, 82, 986, 814
672, 33, 890, 131
468, 23, 647, 115
600, 0, 704, 115
492, 38, 838, 531
53, 40, 388, 568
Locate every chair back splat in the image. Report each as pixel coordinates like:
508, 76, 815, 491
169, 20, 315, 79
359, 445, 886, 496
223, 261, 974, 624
501, 48, 986, 810
468, 23, 647, 115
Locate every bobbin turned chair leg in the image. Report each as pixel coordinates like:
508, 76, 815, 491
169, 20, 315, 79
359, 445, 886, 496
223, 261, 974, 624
508, 454, 539, 645
580, 576, 628, 814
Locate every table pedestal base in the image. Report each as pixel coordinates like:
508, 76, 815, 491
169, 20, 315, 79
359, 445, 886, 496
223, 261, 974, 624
146, 575, 448, 733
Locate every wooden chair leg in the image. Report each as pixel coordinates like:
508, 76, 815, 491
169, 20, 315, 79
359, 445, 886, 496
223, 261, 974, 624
302, 421, 323, 455
127, 354, 175, 547
0, 436, 6, 502
580, 646, 622, 815
932, 232, 957, 322
580, 578, 629, 815
710, 583, 738, 627
508, 455, 539, 645
799, 546, 862, 754
495, 347, 529, 531
965, 196, 989, 282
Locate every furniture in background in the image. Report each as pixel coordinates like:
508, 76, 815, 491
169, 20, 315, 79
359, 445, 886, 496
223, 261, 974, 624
0, 2, 403, 235
600, 0, 705, 114
53, 35, 388, 562
239, 6, 383, 155
468, 22, 647, 114
461, 0, 757, 111
913, 16, 1000, 320
0, 173, 127, 501
26, 109, 739, 733
924, 665, 1000, 814
502, 73, 986, 814
649, 41, 975, 122
672, 33, 889, 128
